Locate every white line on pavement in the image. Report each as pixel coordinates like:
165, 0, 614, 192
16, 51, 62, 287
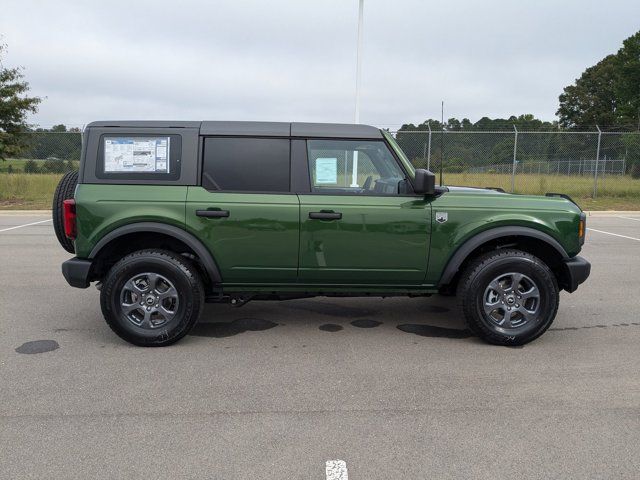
587, 228, 640, 242
0, 219, 52, 233
326, 460, 349, 480
616, 215, 640, 222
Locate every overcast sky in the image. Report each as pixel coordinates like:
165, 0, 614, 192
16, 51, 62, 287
1, 0, 639, 129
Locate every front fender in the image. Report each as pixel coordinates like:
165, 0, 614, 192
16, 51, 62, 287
425, 198, 581, 285
435, 225, 569, 287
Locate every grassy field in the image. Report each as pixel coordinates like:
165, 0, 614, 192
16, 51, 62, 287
0, 159, 31, 172
0, 158, 79, 173
0, 174, 64, 209
0, 171, 639, 210
443, 172, 640, 210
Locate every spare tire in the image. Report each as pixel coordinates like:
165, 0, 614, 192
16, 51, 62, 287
52, 170, 79, 253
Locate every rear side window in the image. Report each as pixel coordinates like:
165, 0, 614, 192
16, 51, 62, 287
96, 134, 182, 181
202, 138, 290, 192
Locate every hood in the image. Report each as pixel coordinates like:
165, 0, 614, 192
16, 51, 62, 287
445, 185, 507, 194
441, 185, 582, 212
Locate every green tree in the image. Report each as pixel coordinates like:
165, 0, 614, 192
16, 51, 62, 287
622, 133, 640, 176
615, 32, 640, 129
557, 31, 640, 129
557, 55, 619, 129
23, 159, 39, 173
0, 43, 42, 160
43, 157, 66, 173
395, 114, 554, 168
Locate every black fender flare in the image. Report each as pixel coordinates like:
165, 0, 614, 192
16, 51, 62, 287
89, 222, 222, 283
437, 226, 569, 287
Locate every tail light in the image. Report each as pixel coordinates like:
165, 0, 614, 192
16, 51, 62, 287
63, 199, 77, 240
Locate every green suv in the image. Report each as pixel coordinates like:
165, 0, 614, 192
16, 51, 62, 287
53, 121, 590, 347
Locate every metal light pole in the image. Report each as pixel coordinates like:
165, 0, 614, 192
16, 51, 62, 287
351, 0, 364, 187
511, 125, 518, 193
593, 125, 602, 198
354, 0, 364, 124
427, 121, 432, 171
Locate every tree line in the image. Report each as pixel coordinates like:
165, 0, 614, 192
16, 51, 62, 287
395, 117, 640, 176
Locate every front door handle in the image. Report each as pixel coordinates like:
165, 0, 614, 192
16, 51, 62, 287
196, 209, 230, 218
309, 211, 342, 220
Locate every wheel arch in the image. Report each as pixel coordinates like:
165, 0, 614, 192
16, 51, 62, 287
88, 222, 222, 286
438, 226, 569, 289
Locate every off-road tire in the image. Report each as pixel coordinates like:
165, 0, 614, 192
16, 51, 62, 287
100, 249, 205, 347
457, 249, 559, 346
52, 170, 79, 253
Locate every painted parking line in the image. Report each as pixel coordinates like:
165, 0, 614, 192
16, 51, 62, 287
616, 215, 640, 222
0, 219, 52, 233
587, 228, 640, 242
326, 460, 349, 480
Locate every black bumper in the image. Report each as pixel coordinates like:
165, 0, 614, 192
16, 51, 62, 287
562, 256, 591, 293
61, 257, 92, 288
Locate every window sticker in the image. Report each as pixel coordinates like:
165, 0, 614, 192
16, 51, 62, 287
104, 137, 170, 173
315, 157, 338, 184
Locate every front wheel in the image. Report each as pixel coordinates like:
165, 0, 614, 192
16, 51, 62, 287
100, 249, 204, 346
457, 249, 559, 346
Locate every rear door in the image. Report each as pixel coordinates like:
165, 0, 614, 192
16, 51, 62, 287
297, 138, 431, 285
186, 137, 299, 284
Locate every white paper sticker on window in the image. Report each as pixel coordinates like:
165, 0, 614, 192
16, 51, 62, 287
315, 157, 338, 184
104, 137, 170, 173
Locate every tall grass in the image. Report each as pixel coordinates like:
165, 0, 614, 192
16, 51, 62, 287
444, 172, 640, 200
0, 158, 79, 173
0, 173, 63, 209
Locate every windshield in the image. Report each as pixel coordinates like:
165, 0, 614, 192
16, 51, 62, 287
382, 130, 415, 180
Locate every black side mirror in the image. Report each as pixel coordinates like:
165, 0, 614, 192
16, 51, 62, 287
413, 169, 436, 195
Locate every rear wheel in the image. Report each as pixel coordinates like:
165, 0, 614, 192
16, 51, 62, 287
52, 170, 78, 253
100, 249, 204, 347
457, 249, 559, 346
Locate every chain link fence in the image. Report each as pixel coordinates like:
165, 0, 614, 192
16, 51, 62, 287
0, 132, 82, 174
392, 129, 640, 198
1, 129, 639, 199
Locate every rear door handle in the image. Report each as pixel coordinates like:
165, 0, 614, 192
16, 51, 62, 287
309, 211, 342, 220
196, 209, 230, 218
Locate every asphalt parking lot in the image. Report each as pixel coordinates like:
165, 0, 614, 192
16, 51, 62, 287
1, 212, 639, 479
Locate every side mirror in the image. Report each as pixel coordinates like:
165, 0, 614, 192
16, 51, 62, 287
413, 169, 436, 195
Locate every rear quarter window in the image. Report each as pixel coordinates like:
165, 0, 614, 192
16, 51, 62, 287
96, 134, 182, 181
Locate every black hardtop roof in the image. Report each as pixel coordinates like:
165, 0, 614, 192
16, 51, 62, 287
86, 121, 382, 139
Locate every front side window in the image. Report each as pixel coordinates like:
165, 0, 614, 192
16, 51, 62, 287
202, 137, 290, 192
307, 139, 407, 195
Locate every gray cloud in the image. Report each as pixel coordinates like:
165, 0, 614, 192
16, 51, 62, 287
1, 0, 639, 129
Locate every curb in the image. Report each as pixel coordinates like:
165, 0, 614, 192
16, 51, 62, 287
585, 211, 640, 216
0, 210, 52, 216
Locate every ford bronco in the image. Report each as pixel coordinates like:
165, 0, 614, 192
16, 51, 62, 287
53, 121, 590, 347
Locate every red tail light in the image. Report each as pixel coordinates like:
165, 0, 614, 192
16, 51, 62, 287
63, 199, 77, 239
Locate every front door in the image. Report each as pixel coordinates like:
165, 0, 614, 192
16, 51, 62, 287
298, 138, 431, 285
186, 137, 299, 284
